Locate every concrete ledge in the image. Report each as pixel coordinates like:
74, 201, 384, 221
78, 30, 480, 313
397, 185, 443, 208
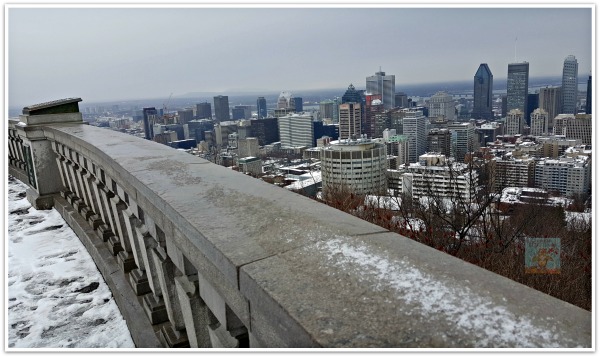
240, 232, 591, 348
53, 195, 163, 348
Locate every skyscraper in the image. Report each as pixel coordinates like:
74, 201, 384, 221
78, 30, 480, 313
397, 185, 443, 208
213, 95, 230, 122
142, 107, 158, 140
319, 100, 334, 120
539, 86, 562, 129
395, 92, 409, 108
561, 55, 578, 115
448, 122, 475, 163
177, 108, 193, 125
366, 70, 395, 110
195, 102, 212, 119
507, 62, 529, 116
342, 84, 365, 131
472, 63, 494, 120
585, 75, 592, 114
338, 103, 362, 140
526, 93, 539, 126
290, 97, 303, 112
402, 109, 428, 163
257, 97, 267, 119
364, 93, 383, 138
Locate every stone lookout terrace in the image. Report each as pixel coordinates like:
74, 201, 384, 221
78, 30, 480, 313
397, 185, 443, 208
7, 98, 591, 348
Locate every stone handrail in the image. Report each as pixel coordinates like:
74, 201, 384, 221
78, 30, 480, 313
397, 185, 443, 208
8, 119, 28, 183
8, 103, 591, 348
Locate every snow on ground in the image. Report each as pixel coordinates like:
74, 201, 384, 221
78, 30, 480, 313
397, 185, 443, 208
7, 176, 135, 348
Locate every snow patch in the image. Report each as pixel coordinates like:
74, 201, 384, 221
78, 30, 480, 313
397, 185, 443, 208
316, 237, 578, 348
7, 178, 135, 348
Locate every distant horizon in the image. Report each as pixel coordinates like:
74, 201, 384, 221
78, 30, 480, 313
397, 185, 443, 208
8, 74, 588, 112
8, 6, 591, 109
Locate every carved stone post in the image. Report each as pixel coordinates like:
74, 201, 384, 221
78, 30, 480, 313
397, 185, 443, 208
15, 98, 84, 209
174, 274, 213, 348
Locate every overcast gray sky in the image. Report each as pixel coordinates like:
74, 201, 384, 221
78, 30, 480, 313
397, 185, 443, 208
7, 6, 592, 106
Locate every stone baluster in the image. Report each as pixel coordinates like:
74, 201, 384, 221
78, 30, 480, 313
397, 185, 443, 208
52, 143, 73, 198
64, 149, 86, 210
152, 244, 189, 347
121, 210, 151, 297
174, 274, 213, 348
133, 219, 168, 325
74, 154, 94, 220
110, 191, 137, 273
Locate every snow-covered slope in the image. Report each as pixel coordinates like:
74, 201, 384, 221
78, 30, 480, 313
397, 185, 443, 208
7, 176, 135, 348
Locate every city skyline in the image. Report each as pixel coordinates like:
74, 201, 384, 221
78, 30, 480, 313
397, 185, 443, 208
8, 5, 592, 107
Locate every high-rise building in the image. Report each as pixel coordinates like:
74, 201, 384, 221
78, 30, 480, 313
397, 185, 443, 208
142, 107, 158, 140
364, 94, 383, 138
506, 109, 524, 136
319, 100, 334, 120
232, 105, 252, 120
373, 111, 390, 139
290, 97, 303, 112
232, 107, 245, 120
476, 122, 503, 146
565, 114, 592, 145
250, 117, 279, 145
552, 114, 574, 136
448, 122, 475, 163
382, 129, 409, 168
277, 91, 292, 109
530, 108, 549, 136
332, 97, 341, 123
400, 154, 478, 201
507, 62, 529, 116
561, 55, 578, 115
491, 157, 536, 192
395, 92, 409, 108
213, 95, 230, 122
342, 84, 363, 104
585, 75, 592, 114
402, 109, 428, 163
472, 63, 494, 120
177, 109, 193, 125
535, 156, 591, 197
427, 128, 452, 157
539, 86, 562, 129
338, 103, 362, 140
321, 139, 387, 195
257, 97, 267, 119
366, 70, 395, 110
195, 102, 212, 119
278, 113, 314, 147
526, 93, 539, 126
428, 91, 456, 121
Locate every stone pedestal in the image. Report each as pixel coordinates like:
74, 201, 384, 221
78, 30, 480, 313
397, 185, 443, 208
15, 98, 84, 210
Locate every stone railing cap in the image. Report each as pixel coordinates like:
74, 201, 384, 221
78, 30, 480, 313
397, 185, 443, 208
23, 98, 82, 115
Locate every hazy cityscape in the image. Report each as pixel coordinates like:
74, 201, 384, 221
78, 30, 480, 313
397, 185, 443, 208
7, 5, 593, 349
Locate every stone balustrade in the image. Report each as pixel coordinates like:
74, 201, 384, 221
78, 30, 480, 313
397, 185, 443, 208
6, 99, 592, 348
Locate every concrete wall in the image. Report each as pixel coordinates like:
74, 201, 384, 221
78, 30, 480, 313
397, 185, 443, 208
9, 120, 592, 348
